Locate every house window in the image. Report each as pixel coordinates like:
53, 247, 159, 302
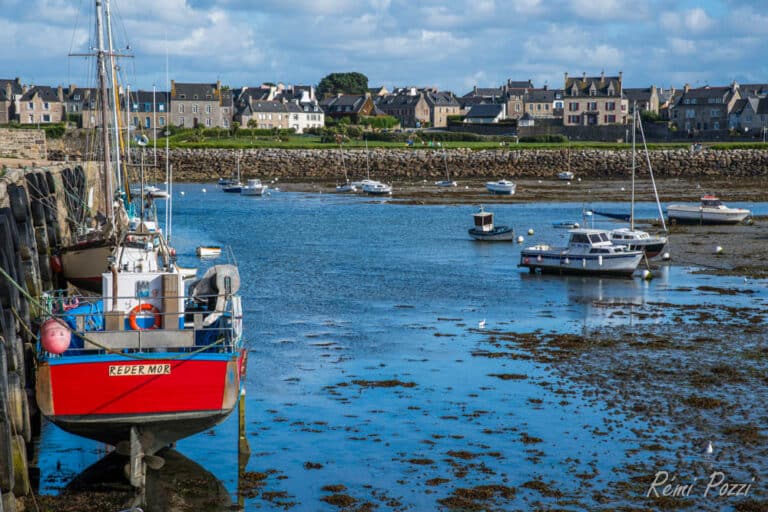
605, 115, 616, 123
224, 120, 229, 128
43, 114, 51, 122
205, 118, 211, 126
28, 102, 34, 109
713, 121, 720, 129
145, 116, 151, 128
568, 102, 579, 111
144, 103, 152, 112
159, 116, 165, 126
205, 105, 211, 114
43, 102, 49, 110
133, 116, 139, 127
180, 94, 186, 99
606, 102, 616, 111
192, 105, 198, 114
686, 109, 695, 119
179, 116, 185, 125
568, 115, 580, 124
158, 104, 165, 112
178, 104, 184, 113
710, 109, 720, 118
588, 102, 598, 111
74, 94, 81, 101
28, 114, 33, 122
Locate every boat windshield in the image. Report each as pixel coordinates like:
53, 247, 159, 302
702, 199, 723, 207
570, 233, 589, 244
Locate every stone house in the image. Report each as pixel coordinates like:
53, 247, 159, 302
462, 79, 533, 120
127, 90, 170, 134
0, 78, 24, 123
729, 97, 768, 134
320, 94, 376, 123
668, 82, 741, 132
464, 103, 506, 123
623, 86, 660, 114
18, 85, 65, 124
235, 98, 323, 134
374, 88, 431, 128
522, 87, 564, 119
563, 72, 628, 126
423, 90, 460, 128
170, 81, 232, 129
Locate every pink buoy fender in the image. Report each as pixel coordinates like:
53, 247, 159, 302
40, 318, 71, 354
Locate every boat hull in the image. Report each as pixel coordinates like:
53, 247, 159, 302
36, 351, 244, 454
485, 183, 516, 195
518, 250, 642, 277
667, 206, 750, 225
61, 242, 113, 292
468, 227, 515, 241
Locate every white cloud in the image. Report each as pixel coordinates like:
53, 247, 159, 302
660, 8, 714, 35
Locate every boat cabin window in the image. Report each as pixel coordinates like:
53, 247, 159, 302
588, 234, 604, 243
702, 198, 722, 207
599, 233, 610, 242
474, 214, 492, 227
570, 233, 590, 244
590, 248, 610, 254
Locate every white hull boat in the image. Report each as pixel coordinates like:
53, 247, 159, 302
486, 180, 516, 195
609, 228, 667, 258
558, 171, 574, 181
241, 178, 268, 196
667, 196, 751, 225
362, 181, 392, 195
519, 228, 643, 277
335, 182, 357, 193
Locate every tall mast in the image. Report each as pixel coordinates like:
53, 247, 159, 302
630, 105, 636, 231
104, 0, 123, 192
95, 0, 114, 225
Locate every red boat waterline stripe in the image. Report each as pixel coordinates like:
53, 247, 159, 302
45, 352, 237, 365
47, 358, 236, 416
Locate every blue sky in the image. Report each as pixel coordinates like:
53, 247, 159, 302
1, 0, 766, 95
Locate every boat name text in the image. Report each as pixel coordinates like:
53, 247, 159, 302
108, 364, 171, 376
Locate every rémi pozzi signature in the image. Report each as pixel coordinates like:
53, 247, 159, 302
646, 471, 756, 499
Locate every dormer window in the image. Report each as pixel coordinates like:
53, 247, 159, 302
571, 85, 579, 96
193, 95, 198, 100
589, 85, 597, 96
607, 85, 615, 96
180, 94, 186, 99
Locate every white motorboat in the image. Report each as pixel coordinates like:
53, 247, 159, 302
196, 246, 222, 258
362, 181, 392, 196
486, 179, 516, 195
468, 206, 514, 241
519, 228, 644, 277
241, 178, 268, 196
667, 195, 751, 225
608, 228, 667, 258
558, 171, 574, 181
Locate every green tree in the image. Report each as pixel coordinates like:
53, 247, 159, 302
317, 72, 369, 98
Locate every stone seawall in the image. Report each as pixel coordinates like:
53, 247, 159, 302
0, 128, 47, 161
135, 148, 768, 182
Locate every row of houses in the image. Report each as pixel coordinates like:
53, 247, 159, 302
2, 72, 767, 135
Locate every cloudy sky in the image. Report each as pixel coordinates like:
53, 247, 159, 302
1, 0, 766, 95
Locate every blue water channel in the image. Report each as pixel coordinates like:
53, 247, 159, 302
35, 185, 768, 509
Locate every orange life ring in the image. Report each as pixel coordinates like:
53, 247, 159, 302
128, 303, 161, 330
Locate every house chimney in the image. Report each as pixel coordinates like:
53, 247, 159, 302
57, 85, 63, 102
564, 72, 569, 85
600, 70, 605, 83
170, 80, 176, 97
731, 80, 739, 93
582, 72, 587, 84
474, 85, 478, 94
683, 83, 690, 93
4, 83, 11, 99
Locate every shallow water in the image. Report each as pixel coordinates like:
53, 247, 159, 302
35, 185, 768, 509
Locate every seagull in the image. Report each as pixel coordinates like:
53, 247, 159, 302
704, 441, 713, 456
478, 319, 486, 329
201, 188, 207, 193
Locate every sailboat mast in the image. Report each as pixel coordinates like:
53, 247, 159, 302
630, 107, 636, 231
95, 0, 114, 226
104, 0, 123, 192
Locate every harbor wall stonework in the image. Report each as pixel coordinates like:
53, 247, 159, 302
46, 136, 768, 182
137, 147, 768, 182
0, 128, 47, 161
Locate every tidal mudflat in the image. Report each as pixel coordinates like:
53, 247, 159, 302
26, 184, 767, 511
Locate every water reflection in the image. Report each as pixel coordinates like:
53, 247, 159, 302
36, 448, 240, 512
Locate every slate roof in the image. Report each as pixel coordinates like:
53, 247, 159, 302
424, 91, 459, 107
730, 98, 748, 115
565, 75, 622, 97
466, 104, 504, 118
623, 87, 655, 102
0, 78, 23, 101
757, 98, 768, 115
740, 83, 768, 97
463, 87, 505, 98
20, 86, 61, 102
506, 80, 534, 90
171, 82, 220, 101
524, 88, 558, 103
680, 85, 733, 100
376, 94, 424, 107
320, 94, 370, 114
